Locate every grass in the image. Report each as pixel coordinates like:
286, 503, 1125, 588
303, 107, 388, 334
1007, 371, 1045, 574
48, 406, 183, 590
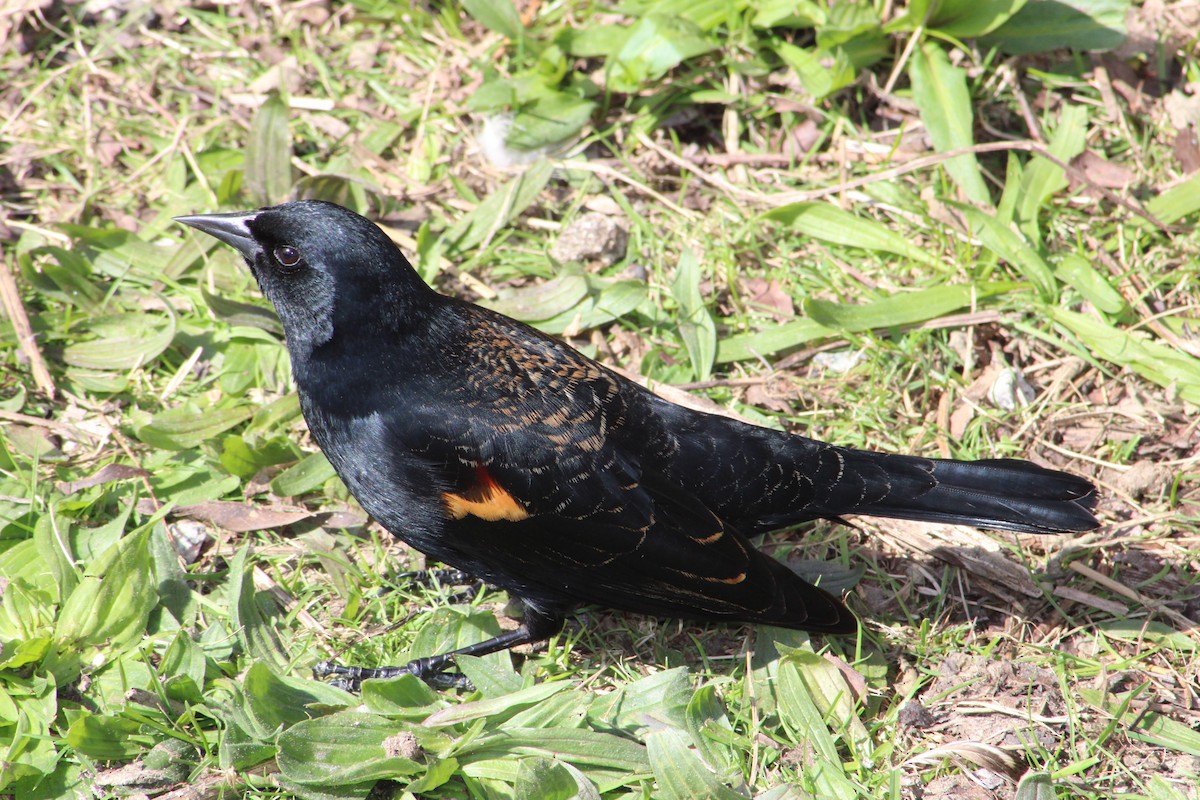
1, 1, 1198, 799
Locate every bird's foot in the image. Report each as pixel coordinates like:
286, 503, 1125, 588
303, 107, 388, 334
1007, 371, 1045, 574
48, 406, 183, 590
313, 656, 472, 692
392, 568, 484, 604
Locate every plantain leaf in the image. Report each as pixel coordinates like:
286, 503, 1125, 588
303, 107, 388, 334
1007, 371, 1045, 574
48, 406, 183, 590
766, 202, 937, 265
62, 312, 176, 371
804, 282, 1017, 333
462, 0, 523, 39
646, 727, 745, 800
440, 160, 554, 258
1049, 307, 1200, 404
956, 205, 1057, 299
716, 318, 835, 364
246, 91, 293, 205
135, 405, 252, 450
909, 42, 991, 206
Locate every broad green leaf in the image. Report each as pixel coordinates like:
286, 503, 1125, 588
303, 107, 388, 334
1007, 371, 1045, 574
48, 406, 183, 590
135, 405, 252, 450
65, 713, 144, 760
484, 272, 589, 321
1143, 173, 1200, 226
752, 0, 825, 27
462, 0, 523, 39
247, 392, 302, 433
1049, 308, 1200, 404
1017, 103, 1088, 243
506, 92, 596, 150
23, 246, 103, 308
150, 467, 240, 507
587, 666, 692, 733
925, 0, 1027, 37
672, 0, 745, 30
54, 527, 156, 654
909, 42, 991, 206
514, 757, 588, 800
646, 727, 744, 800
779, 650, 871, 756
774, 42, 855, 99
716, 318, 835, 364
460, 728, 651, 772
62, 312, 176, 371
1079, 687, 1200, 757
766, 202, 937, 265
816, 2, 888, 69
440, 159, 554, 258
277, 710, 430, 784
227, 545, 290, 669
455, 653, 524, 697
245, 91, 293, 205
151, 521, 197, 629
775, 658, 861, 799
424, 681, 570, 728
981, 0, 1128, 54
270, 451, 336, 497
407, 756, 461, 795
1096, 620, 1197, 653
608, 14, 717, 93
1015, 773, 1056, 800
1054, 255, 1126, 315
160, 632, 206, 703
559, 24, 632, 58
533, 278, 646, 335
220, 435, 299, 480
684, 685, 736, 776
0, 701, 59, 794
957, 206, 1057, 298
33, 508, 75, 603
804, 282, 1016, 333
240, 662, 354, 738
502, 687, 589, 730
360, 674, 443, 718
202, 288, 283, 336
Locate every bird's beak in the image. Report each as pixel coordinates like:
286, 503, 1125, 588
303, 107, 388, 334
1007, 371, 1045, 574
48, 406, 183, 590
175, 210, 262, 261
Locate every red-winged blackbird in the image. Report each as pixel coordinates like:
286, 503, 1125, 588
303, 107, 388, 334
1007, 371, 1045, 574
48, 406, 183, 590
178, 201, 1098, 687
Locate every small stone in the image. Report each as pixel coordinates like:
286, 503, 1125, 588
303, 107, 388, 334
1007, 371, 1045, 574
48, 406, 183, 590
898, 700, 935, 729
549, 212, 629, 266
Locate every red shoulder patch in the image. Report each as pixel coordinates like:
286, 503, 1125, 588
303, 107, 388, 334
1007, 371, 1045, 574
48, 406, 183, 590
442, 465, 529, 522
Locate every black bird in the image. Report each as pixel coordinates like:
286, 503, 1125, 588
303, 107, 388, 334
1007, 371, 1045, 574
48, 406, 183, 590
177, 200, 1098, 686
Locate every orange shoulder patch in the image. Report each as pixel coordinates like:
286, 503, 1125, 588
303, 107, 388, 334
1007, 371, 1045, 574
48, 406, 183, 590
442, 465, 529, 523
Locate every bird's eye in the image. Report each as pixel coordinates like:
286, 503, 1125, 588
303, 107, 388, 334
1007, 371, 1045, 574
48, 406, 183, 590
273, 245, 302, 269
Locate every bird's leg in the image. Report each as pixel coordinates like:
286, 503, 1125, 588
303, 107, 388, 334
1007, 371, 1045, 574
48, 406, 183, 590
314, 606, 565, 692
393, 568, 475, 586
393, 568, 484, 605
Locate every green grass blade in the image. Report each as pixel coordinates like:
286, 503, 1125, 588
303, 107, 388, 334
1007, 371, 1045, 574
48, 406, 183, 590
1017, 103, 1088, 244
957, 205, 1057, 299
440, 160, 554, 259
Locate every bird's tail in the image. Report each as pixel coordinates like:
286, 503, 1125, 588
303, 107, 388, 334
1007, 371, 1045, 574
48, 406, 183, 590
834, 451, 1098, 534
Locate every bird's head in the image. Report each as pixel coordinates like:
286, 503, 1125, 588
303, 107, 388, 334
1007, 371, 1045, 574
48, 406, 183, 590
176, 200, 432, 356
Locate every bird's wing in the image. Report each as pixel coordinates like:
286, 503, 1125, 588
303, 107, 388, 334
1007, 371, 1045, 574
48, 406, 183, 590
396, 331, 658, 528
378, 311, 851, 631
440, 467, 854, 631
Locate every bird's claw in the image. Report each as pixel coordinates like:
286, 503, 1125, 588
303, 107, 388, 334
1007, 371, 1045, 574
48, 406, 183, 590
313, 659, 473, 692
